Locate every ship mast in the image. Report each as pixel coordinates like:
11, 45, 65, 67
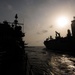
8, 14, 24, 31
14, 14, 18, 26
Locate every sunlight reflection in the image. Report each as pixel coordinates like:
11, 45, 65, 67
61, 57, 72, 63
68, 65, 75, 68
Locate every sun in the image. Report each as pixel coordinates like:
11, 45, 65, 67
56, 16, 68, 28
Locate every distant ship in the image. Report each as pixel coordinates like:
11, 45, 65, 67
44, 17, 75, 54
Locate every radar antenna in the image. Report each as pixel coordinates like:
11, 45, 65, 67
7, 14, 24, 31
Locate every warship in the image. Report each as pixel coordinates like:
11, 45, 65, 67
44, 17, 75, 54
0, 14, 27, 74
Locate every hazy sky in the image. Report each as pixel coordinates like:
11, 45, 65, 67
0, 0, 75, 46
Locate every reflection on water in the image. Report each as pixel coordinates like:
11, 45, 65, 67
25, 46, 75, 75
49, 54, 75, 75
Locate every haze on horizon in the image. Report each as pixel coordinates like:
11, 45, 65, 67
0, 0, 75, 46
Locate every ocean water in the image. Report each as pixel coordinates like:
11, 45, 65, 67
25, 46, 75, 75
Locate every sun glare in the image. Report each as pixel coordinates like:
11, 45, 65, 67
56, 16, 68, 28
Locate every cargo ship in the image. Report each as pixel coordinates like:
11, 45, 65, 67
44, 17, 75, 54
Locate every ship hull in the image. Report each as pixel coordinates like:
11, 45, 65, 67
44, 37, 75, 54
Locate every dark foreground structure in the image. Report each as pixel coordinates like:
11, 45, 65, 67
0, 14, 27, 75
44, 17, 75, 54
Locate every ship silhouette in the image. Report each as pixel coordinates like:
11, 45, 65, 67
44, 17, 75, 55
0, 14, 26, 74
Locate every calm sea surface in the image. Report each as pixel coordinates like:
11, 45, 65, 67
25, 46, 75, 75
